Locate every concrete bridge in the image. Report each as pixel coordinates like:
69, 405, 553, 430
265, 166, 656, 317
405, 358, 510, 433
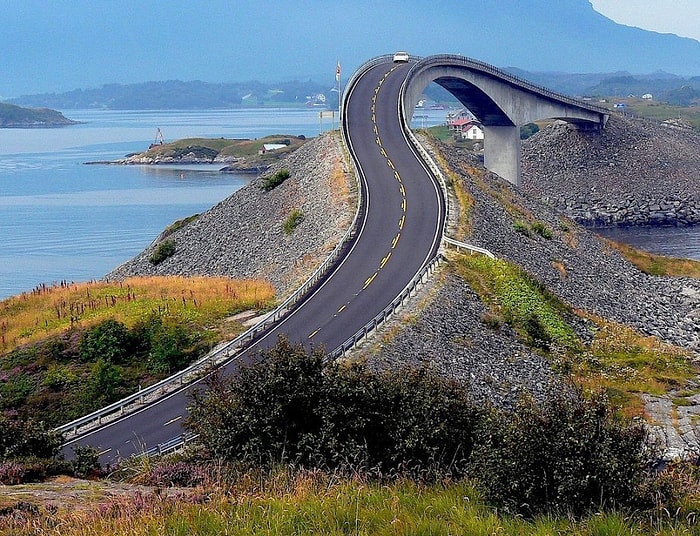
401, 54, 610, 186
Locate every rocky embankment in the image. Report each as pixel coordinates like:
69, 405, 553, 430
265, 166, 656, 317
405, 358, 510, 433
365, 139, 700, 407
522, 114, 700, 225
108, 122, 700, 455
107, 133, 355, 297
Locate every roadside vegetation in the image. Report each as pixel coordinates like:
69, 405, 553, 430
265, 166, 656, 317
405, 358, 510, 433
607, 238, 700, 278
0, 276, 274, 426
3, 338, 700, 534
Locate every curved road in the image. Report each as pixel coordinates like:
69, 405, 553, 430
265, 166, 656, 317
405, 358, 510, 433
64, 59, 445, 464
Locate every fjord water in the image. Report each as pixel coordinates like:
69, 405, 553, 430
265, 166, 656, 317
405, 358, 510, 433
0, 109, 330, 299
1, 108, 698, 300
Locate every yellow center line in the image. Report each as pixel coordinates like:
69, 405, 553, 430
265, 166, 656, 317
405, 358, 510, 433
394, 171, 401, 182
374, 86, 380, 94
164, 415, 182, 426
387, 159, 394, 169
372, 94, 376, 103
380, 251, 392, 268
392, 233, 400, 248
373, 124, 378, 135
308, 329, 320, 339
337, 304, 347, 314
402, 198, 407, 212
400, 183, 405, 197
399, 215, 405, 229
363, 272, 378, 289
99, 448, 112, 456
372, 113, 376, 123
380, 147, 387, 158
375, 136, 381, 146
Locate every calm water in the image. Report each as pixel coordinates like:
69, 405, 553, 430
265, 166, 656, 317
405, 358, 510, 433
1, 108, 697, 300
0, 109, 337, 299
592, 225, 700, 261
0, 108, 449, 299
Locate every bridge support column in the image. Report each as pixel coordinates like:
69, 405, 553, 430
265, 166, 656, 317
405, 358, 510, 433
483, 125, 521, 187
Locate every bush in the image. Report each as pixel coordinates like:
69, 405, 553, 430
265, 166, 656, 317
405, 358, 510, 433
283, 209, 304, 234
71, 445, 103, 479
149, 239, 176, 265
531, 221, 553, 239
0, 415, 63, 461
186, 337, 479, 478
261, 168, 290, 191
469, 387, 653, 517
79, 319, 131, 363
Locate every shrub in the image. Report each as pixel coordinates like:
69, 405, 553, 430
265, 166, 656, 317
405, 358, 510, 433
283, 209, 304, 234
469, 387, 653, 517
186, 337, 479, 478
261, 168, 290, 191
0, 415, 63, 461
149, 239, 176, 265
79, 319, 131, 363
531, 221, 553, 239
513, 220, 531, 237
71, 445, 102, 479
0, 462, 25, 484
148, 461, 206, 487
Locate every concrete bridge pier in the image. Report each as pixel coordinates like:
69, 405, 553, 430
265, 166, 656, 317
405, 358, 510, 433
483, 125, 521, 187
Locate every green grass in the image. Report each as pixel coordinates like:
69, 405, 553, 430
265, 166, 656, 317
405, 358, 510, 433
147, 135, 306, 159
3, 474, 700, 535
450, 255, 697, 416
283, 208, 305, 234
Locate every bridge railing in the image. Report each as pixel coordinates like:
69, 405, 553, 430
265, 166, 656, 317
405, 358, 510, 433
57, 136, 365, 440
405, 54, 610, 117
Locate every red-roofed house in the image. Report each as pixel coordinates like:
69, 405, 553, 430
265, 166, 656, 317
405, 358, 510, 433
448, 118, 484, 140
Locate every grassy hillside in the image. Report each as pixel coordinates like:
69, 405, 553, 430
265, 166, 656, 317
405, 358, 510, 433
0, 276, 274, 425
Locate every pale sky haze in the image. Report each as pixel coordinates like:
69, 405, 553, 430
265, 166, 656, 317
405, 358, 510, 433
590, 0, 700, 42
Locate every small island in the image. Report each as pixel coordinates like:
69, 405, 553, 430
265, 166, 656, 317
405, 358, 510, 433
0, 102, 78, 128
91, 134, 308, 173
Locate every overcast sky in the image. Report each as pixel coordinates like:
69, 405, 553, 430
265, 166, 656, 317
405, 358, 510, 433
1, 1, 699, 98
590, 0, 700, 41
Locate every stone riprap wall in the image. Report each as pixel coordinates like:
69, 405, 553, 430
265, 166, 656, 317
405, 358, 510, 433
107, 133, 356, 298
522, 115, 700, 226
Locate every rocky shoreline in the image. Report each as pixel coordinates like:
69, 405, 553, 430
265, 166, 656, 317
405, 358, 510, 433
522, 115, 700, 226
106, 132, 355, 298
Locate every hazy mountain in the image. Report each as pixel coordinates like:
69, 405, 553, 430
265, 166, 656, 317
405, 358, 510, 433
1, 0, 698, 98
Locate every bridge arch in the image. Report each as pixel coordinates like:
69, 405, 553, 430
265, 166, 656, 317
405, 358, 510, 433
401, 54, 609, 186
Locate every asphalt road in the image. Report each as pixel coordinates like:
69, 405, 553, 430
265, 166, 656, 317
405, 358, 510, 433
63, 59, 445, 464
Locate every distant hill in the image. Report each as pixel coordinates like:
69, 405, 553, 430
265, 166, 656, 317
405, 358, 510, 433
6, 79, 332, 110
0, 103, 77, 127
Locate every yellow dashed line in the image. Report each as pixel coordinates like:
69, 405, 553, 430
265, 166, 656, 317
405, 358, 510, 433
394, 171, 402, 182
387, 159, 394, 169
363, 272, 378, 289
372, 94, 376, 103
402, 198, 407, 212
308, 329, 320, 339
392, 233, 400, 248
337, 305, 347, 314
164, 415, 182, 426
399, 215, 405, 229
373, 124, 378, 135
375, 136, 381, 146
380, 147, 387, 158
399, 183, 405, 197
371, 113, 376, 123
380, 251, 392, 268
